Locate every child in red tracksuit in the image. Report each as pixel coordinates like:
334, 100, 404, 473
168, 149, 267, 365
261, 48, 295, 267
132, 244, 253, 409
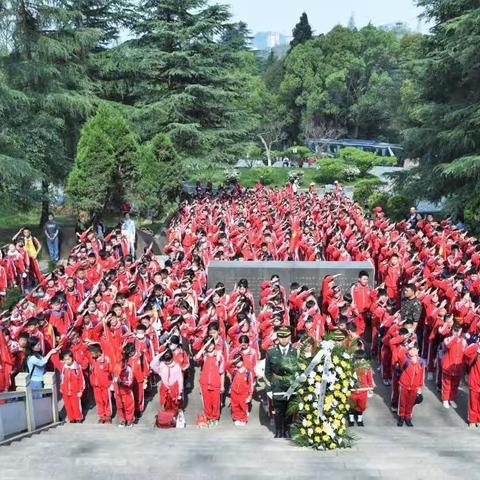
195, 336, 225, 425
127, 344, 148, 418
397, 346, 425, 427
440, 324, 466, 409
88, 344, 113, 424
230, 354, 253, 426
60, 351, 85, 423
349, 351, 375, 427
464, 342, 480, 427
115, 347, 135, 427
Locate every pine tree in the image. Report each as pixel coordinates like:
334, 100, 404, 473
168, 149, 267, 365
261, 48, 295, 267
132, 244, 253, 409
127, 0, 250, 163
221, 21, 251, 51
135, 133, 182, 219
402, 0, 480, 220
290, 12, 313, 49
1, 0, 97, 223
70, 0, 132, 48
66, 103, 140, 214
66, 125, 116, 215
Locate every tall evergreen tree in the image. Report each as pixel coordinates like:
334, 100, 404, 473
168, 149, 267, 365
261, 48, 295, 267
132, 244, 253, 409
1, 0, 97, 223
402, 0, 480, 221
221, 21, 251, 51
134, 133, 181, 219
66, 103, 140, 215
290, 12, 312, 49
71, 0, 132, 48
127, 0, 249, 163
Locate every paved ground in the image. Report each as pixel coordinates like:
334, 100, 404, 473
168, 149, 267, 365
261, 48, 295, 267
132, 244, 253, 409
1, 367, 480, 479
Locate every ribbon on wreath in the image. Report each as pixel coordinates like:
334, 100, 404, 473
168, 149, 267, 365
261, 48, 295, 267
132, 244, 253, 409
283, 340, 335, 404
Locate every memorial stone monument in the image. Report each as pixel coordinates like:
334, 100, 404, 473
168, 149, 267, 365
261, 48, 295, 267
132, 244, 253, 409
207, 261, 375, 301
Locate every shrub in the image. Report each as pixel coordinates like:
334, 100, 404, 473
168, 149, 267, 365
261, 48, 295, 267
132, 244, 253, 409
4, 287, 22, 310
367, 191, 389, 211
253, 167, 276, 186
386, 194, 412, 221
339, 147, 388, 176
353, 178, 385, 206
314, 159, 346, 184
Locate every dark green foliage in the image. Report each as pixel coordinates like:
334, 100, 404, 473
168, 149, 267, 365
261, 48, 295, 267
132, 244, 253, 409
290, 12, 313, 49
134, 133, 183, 219
280, 25, 406, 143
66, 103, 140, 214
124, 0, 250, 163
353, 178, 385, 206
400, 1, 480, 219
0, 0, 97, 221
4, 287, 22, 310
314, 159, 347, 184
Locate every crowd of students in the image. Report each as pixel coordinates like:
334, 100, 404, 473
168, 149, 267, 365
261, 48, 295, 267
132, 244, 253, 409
1, 184, 480, 430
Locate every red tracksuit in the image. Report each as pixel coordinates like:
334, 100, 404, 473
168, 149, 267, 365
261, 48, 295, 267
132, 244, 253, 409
464, 344, 480, 424
199, 350, 225, 421
230, 367, 253, 422
441, 335, 466, 402
60, 362, 85, 422
129, 352, 148, 415
350, 367, 374, 413
351, 284, 372, 336
115, 363, 135, 424
398, 353, 425, 420
89, 354, 113, 421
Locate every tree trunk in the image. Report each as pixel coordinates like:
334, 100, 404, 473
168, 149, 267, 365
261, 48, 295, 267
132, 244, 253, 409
39, 180, 49, 227
259, 135, 272, 167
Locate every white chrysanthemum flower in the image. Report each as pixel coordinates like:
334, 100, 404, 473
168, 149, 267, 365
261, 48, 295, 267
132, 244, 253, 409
335, 366, 343, 374
308, 428, 314, 436
302, 419, 308, 427
312, 402, 318, 408
323, 423, 335, 436
342, 352, 351, 359
298, 402, 304, 411
307, 394, 313, 401
308, 377, 315, 385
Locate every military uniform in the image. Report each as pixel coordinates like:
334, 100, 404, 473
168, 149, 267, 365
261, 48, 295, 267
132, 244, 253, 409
265, 335, 298, 438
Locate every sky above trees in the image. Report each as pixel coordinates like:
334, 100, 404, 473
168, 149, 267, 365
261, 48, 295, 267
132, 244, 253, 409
225, 0, 426, 34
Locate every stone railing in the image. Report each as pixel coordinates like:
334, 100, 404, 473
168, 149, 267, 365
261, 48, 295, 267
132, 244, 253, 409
0, 372, 59, 442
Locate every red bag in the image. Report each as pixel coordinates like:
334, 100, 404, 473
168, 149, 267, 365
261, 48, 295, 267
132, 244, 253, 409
155, 410, 177, 429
